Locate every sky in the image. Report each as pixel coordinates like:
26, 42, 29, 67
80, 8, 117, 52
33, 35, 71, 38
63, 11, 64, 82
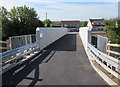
1, 0, 119, 21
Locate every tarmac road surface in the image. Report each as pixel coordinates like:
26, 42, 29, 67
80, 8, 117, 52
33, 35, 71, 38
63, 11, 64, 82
2, 32, 109, 86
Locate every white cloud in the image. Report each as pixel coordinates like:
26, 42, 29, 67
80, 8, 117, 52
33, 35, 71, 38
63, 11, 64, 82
37, 1, 118, 21
24, 0, 58, 4
0, 1, 30, 11
0, 0, 118, 21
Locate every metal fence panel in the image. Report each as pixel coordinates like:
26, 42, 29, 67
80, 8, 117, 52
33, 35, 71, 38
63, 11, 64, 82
97, 35, 108, 54
9, 34, 36, 49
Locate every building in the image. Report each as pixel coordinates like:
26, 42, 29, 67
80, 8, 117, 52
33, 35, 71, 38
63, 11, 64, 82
61, 21, 80, 32
87, 19, 105, 31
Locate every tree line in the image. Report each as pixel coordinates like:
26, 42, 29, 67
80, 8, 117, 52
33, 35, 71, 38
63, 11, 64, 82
0, 6, 52, 40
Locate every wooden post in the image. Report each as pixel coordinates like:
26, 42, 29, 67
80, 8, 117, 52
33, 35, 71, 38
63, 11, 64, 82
107, 46, 110, 56
6, 40, 10, 51
107, 41, 111, 56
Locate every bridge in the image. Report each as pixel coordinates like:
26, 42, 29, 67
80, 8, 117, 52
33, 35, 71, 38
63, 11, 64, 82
1, 27, 120, 86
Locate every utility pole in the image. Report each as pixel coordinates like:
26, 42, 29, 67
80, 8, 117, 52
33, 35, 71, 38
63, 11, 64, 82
46, 13, 47, 20
45, 13, 48, 27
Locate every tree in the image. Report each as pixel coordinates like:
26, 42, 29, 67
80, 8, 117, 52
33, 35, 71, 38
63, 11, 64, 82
0, 6, 11, 40
104, 18, 120, 44
43, 19, 52, 27
1, 6, 44, 40
80, 21, 87, 27
9, 6, 44, 35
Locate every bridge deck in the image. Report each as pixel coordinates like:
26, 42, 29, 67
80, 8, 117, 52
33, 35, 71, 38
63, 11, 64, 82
2, 33, 108, 86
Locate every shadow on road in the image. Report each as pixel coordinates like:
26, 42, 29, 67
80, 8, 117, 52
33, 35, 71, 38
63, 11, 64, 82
2, 33, 76, 86
2, 50, 55, 86
44, 33, 77, 51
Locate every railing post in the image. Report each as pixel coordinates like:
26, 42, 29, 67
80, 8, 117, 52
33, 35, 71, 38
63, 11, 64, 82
36, 28, 41, 51
107, 41, 111, 56
25, 35, 28, 45
30, 35, 32, 44
9, 37, 12, 50
107, 45, 110, 56
6, 40, 10, 51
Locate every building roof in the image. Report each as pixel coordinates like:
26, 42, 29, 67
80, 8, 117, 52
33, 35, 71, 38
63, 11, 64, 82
61, 21, 80, 24
89, 19, 104, 22
89, 19, 105, 26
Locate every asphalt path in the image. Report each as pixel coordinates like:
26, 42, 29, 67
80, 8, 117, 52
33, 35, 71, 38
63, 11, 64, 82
2, 32, 109, 86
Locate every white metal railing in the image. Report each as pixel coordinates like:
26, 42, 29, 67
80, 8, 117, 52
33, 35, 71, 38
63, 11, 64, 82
9, 34, 36, 49
87, 42, 120, 79
0, 42, 40, 74
36, 27, 68, 50
0, 27, 68, 74
79, 27, 120, 80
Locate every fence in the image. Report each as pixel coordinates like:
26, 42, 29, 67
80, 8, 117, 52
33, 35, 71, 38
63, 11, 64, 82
91, 35, 108, 54
88, 43, 120, 79
107, 43, 120, 58
0, 42, 39, 74
9, 34, 36, 49
1, 27, 68, 74
97, 35, 108, 54
0, 40, 10, 53
79, 27, 120, 81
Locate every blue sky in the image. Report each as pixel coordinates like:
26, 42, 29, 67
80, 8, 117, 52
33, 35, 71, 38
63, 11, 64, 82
1, 0, 119, 21
61, 2, 112, 5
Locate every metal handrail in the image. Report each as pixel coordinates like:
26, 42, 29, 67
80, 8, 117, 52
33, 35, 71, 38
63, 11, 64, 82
0, 43, 37, 61
0, 42, 36, 56
0, 42, 39, 74
88, 42, 120, 79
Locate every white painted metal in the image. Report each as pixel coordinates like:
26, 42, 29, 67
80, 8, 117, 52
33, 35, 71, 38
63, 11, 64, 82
36, 27, 68, 50
97, 35, 108, 54
88, 43, 120, 79
79, 27, 91, 51
88, 43, 120, 69
79, 27, 120, 79
9, 34, 36, 49
0, 42, 39, 74
1, 27, 67, 74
